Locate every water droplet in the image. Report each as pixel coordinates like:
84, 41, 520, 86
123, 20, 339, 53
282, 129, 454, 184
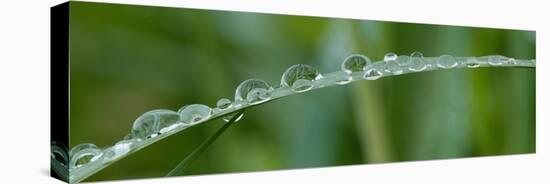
235, 79, 273, 104
437, 55, 457, 69
51, 141, 69, 166
281, 64, 322, 92
69, 143, 103, 169
146, 133, 159, 139
292, 79, 315, 92
159, 123, 180, 134
123, 134, 139, 141
382, 53, 403, 74
465, 57, 480, 68
384, 52, 398, 61
103, 140, 134, 160
335, 75, 352, 85
408, 52, 426, 71
246, 88, 271, 104
383, 61, 402, 74
222, 112, 244, 122
216, 98, 232, 109
363, 68, 383, 80
396, 55, 410, 66
508, 58, 517, 65
178, 104, 212, 124
488, 55, 506, 65
341, 54, 371, 74
131, 109, 180, 140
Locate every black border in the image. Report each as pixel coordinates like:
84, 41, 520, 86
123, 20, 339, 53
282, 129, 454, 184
51, 1, 70, 182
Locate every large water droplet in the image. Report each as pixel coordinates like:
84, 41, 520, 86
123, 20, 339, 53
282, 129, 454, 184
281, 64, 322, 92
235, 79, 273, 104
465, 57, 480, 68
488, 55, 505, 65
341, 54, 371, 74
384, 52, 398, 61
131, 109, 180, 140
437, 55, 457, 69
69, 143, 103, 169
408, 52, 426, 71
178, 104, 212, 124
363, 68, 383, 80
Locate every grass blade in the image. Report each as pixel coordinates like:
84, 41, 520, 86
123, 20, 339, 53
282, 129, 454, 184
166, 111, 245, 176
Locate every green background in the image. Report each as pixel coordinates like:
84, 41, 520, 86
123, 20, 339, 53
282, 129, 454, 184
67, 1, 535, 181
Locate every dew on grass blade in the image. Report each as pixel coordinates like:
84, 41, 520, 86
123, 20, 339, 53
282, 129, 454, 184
364, 68, 383, 80
51, 141, 69, 166
341, 54, 371, 74
281, 64, 322, 92
131, 109, 180, 139
69, 143, 103, 169
465, 57, 480, 68
178, 104, 212, 124
103, 140, 134, 160
216, 98, 232, 109
235, 79, 273, 104
335, 75, 352, 85
383, 52, 403, 74
488, 55, 505, 66
396, 55, 410, 66
508, 58, 517, 65
383, 52, 398, 61
408, 52, 426, 71
437, 54, 457, 69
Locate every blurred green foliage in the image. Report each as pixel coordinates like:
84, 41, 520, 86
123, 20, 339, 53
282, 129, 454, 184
67, 2, 535, 181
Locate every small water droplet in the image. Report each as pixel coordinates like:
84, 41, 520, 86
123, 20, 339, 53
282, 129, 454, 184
335, 75, 352, 85
341, 54, 371, 74
363, 68, 383, 80
178, 104, 212, 124
216, 98, 232, 109
384, 52, 398, 61
281, 64, 322, 92
408, 52, 426, 71
235, 79, 272, 104
487, 55, 505, 65
465, 57, 480, 68
69, 143, 103, 169
222, 112, 244, 122
508, 58, 517, 65
131, 109, 180, 140
437, 55, 457, 69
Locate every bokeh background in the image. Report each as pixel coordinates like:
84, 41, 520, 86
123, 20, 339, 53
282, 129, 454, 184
67, 1, 535, 181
